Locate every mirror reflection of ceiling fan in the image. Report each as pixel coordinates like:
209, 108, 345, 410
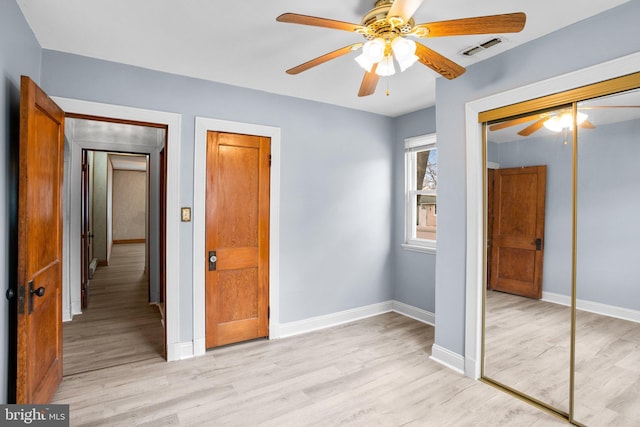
276, 0, 526, 96
490, 110, 595, 137
491, 106, 640, 137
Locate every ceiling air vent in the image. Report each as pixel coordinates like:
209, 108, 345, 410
460, 37, 503, 57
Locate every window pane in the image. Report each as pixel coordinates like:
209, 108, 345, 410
415, 148, 437, 241
416, 149, 437, 191
416, 193, 437, 240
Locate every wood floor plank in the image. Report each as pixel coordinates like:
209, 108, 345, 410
62, 244, 164, 376
53, 311, 565, 426
485, 290, 640, 426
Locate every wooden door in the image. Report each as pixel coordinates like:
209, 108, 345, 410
489, 166, 546, 299
81, 149, 90, 309
16, 76, 65, 403
205, 131, 270, 348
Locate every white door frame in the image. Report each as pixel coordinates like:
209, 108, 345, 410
192, 117, 281, 356
53, 97, 183, 362
464, 52, 640, 379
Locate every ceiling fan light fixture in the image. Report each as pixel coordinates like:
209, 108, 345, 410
543, 112, 588, 132
391, 37, 418, 72
391, 37, 415, 57
376, 55, 396, 76
355, 37, 386, 72
355, 53, 375, 72
363, 38, 386, 62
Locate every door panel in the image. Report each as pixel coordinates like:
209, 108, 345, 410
490, 165, 546, 299
17, 76, 64, 403
205, 131, 270, 348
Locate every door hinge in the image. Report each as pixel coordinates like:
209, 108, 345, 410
268, 155, 272, 167
268, 306, 270, 319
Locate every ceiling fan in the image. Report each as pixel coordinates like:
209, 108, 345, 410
276, 0, 527, 97
489, 110, 596, 137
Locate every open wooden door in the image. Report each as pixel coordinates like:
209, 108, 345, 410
205, 131, 270, 348
81, 149, 90, 309
16, 76, 65, 403
489, 165, 546, 299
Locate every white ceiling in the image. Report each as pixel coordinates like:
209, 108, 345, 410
18, 0, 630, 117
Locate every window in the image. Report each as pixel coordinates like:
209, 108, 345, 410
403, 134, 437, 253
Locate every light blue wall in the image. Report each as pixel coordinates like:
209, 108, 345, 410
435, 1, 640, 356
576, 119, 640, 310
40, 50, 395, 338
392, 108, 437, 312
0, 0, 42, 404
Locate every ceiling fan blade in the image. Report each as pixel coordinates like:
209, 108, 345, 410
415, 43, 465, 80
489, 113, 549, 131
276, 13, 364, 33
518, 118, 547, 136
387, 0, 425, 23
580, 120, 596, 129
286, 44, 363, 75
414, 13, 526, 37
358, 64, 379, 97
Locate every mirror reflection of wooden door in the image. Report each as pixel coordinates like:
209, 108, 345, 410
205, 131, 270, 348
489, 165, 546, 299
17, 76, 64, 403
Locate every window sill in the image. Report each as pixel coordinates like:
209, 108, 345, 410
401, 243, 437, 254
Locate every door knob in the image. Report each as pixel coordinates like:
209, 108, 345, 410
28, 281, 45, 314
30, 286, 45, 297
208, 251, 217, 271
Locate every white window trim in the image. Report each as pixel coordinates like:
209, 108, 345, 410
404, 133, 437, 253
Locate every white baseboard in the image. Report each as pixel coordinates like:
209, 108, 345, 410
430, 344, 465, 374
391, 301, 435, 326
170, 341, 194, 361
542, 291, 640, 323
278, 301, 394, 338
193, 338, 206, 357
278, 300, 436, 339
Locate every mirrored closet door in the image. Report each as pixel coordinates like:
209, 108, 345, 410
574, 89, 640, 426
484, 105, 573, 415
481, 73, 640, 426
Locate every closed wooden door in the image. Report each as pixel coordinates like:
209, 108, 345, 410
205, 131, 270, 348
490, 166, 546, 299
16, 76, 65, 403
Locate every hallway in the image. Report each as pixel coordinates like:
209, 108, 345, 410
62, 244, 164, 376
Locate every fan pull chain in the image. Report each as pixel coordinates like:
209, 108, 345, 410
386, 78, 390, 96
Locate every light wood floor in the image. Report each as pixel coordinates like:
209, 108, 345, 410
62, 244, 164, 376
53, 311, 566, 426
485, 290, 640, 426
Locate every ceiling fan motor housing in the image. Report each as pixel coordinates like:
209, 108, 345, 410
361, 0, 415, 40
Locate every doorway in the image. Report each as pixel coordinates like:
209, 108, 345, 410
64, 120, 167, 374
192, 117, 281, 356
53, 96, 182, 361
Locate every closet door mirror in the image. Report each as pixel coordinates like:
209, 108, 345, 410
574, 90, 640, 426
484, 106, 573, 414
